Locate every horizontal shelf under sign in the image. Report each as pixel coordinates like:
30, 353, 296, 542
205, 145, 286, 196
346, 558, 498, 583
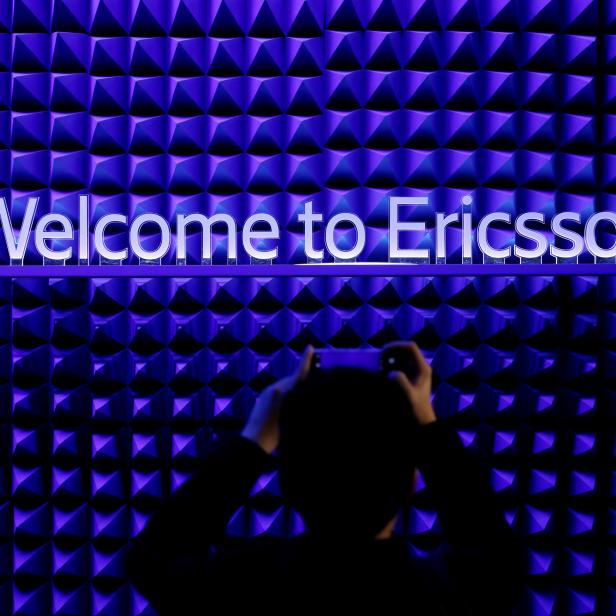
0, 263, 615, 277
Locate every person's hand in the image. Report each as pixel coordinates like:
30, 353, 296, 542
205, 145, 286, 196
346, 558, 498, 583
241, 345, 314, 454
386, 341, 436, 426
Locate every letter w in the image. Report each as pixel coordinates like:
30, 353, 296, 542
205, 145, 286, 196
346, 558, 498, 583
0, 197, 38, 261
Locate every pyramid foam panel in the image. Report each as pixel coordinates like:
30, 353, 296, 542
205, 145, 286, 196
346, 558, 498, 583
1, 1, 615, 614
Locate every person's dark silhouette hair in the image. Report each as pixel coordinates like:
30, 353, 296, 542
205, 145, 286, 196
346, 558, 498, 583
277, 366, 419, 539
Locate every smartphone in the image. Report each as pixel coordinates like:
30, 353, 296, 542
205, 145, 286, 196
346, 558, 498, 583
312, 347, 418, 381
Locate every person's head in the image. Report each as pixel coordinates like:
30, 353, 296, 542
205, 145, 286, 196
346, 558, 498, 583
277, 366, 418, 539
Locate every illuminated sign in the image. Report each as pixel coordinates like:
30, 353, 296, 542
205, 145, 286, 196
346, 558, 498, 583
1, 194, 615, 274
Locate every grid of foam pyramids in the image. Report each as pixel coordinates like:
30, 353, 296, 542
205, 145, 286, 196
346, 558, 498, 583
1, 0, 616, 614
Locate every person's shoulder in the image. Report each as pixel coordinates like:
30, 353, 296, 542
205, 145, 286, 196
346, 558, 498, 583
218, 533, 288, 552
202, 535, 291, 609
208, 535, 289, 573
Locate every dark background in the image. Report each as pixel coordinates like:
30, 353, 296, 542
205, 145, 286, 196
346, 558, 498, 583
1, 0, 615, 614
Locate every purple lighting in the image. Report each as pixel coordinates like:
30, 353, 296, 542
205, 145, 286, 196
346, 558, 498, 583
1, 0, 614, 614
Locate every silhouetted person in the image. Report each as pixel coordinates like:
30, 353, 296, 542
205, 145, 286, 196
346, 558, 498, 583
127, 343, 525, 615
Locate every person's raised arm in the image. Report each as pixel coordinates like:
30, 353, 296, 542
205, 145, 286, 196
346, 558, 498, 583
126, 347, 314, 614
389, 342, 525, 615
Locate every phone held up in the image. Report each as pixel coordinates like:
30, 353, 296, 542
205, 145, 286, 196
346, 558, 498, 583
311, 346, 419, 382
